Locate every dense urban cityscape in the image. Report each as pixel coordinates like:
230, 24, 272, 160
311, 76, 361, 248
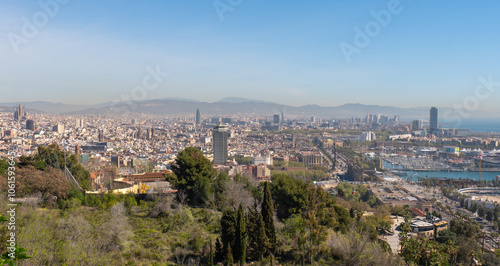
3, 101, 500, 265
3, 1, 500, 265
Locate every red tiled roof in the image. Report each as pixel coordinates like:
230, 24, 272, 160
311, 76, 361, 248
410, 208, 426, 217
125, 170, 171, 179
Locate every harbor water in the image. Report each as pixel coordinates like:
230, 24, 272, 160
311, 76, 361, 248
382, 160, 500, 181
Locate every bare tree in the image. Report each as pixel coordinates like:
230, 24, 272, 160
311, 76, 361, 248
174, 190, 188, 209
328, 225, 405, 266
99, 202, 132, 252
222, 180, 253, 210
149, 195, 172, 218
174, 247, 190, 266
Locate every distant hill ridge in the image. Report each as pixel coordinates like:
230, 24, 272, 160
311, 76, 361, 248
0, 98, 494, 119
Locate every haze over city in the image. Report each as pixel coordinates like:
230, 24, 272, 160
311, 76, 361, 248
5, 1, 500, 265
1, 1, 500, 112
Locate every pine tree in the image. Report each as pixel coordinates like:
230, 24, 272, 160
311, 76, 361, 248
234, 204, 247, 265
261, 182, 276, 254
170, 147, 217, 206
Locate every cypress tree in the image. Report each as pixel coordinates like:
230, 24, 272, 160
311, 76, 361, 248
261, 182, 276, 253
255, 212, 268, 260
221, 208, 237, 262
234, 204, 246, 265
246, 208, 257, 261
246, 209, 268, 261
227, 245, 234, 266
215, 237, 223, 263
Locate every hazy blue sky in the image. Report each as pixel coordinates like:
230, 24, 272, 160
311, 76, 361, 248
1, 0, 500, 112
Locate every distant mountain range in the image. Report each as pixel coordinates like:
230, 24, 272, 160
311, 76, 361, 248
0, 98, 496, 120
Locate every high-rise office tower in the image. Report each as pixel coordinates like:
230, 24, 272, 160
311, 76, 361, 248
430, 107, 438, 134
26, 119, 36, 131
196, 109, 201, 125
393, 115, 400, 125
412, 120, 422, 131
273, 114, 281, 124
75, 119, 83, 128
53, 124, 64, 134
111, 155, 120, 167
137, 127, 142, 139
98, 130, 105, 142
213, 124, 228, 165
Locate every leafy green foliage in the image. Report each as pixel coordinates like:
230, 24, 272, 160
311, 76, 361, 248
336, 182, 375, 204
1, 244, 31, 266
33, 144, 90, 189
15, 144, 91, 190
333, 205, 351, 233
270, 173, 310, 220
400, 236, 458, 265
2, 139, 440, 265
436, 229, 458, 245
33, 160, 46, 171
270, 170, 327, 182
0, 159, 8, 175
450, 218, 480, 238
270, 173, 350, 233
212, 172, 230, 210
230, 155, 252, 165
273, 160, 305, 168
0, 214, 31, 266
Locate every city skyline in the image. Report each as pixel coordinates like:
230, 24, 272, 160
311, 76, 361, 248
1, 1, 500, 111
4, 98, 500, 124
2, 1, 500, 260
